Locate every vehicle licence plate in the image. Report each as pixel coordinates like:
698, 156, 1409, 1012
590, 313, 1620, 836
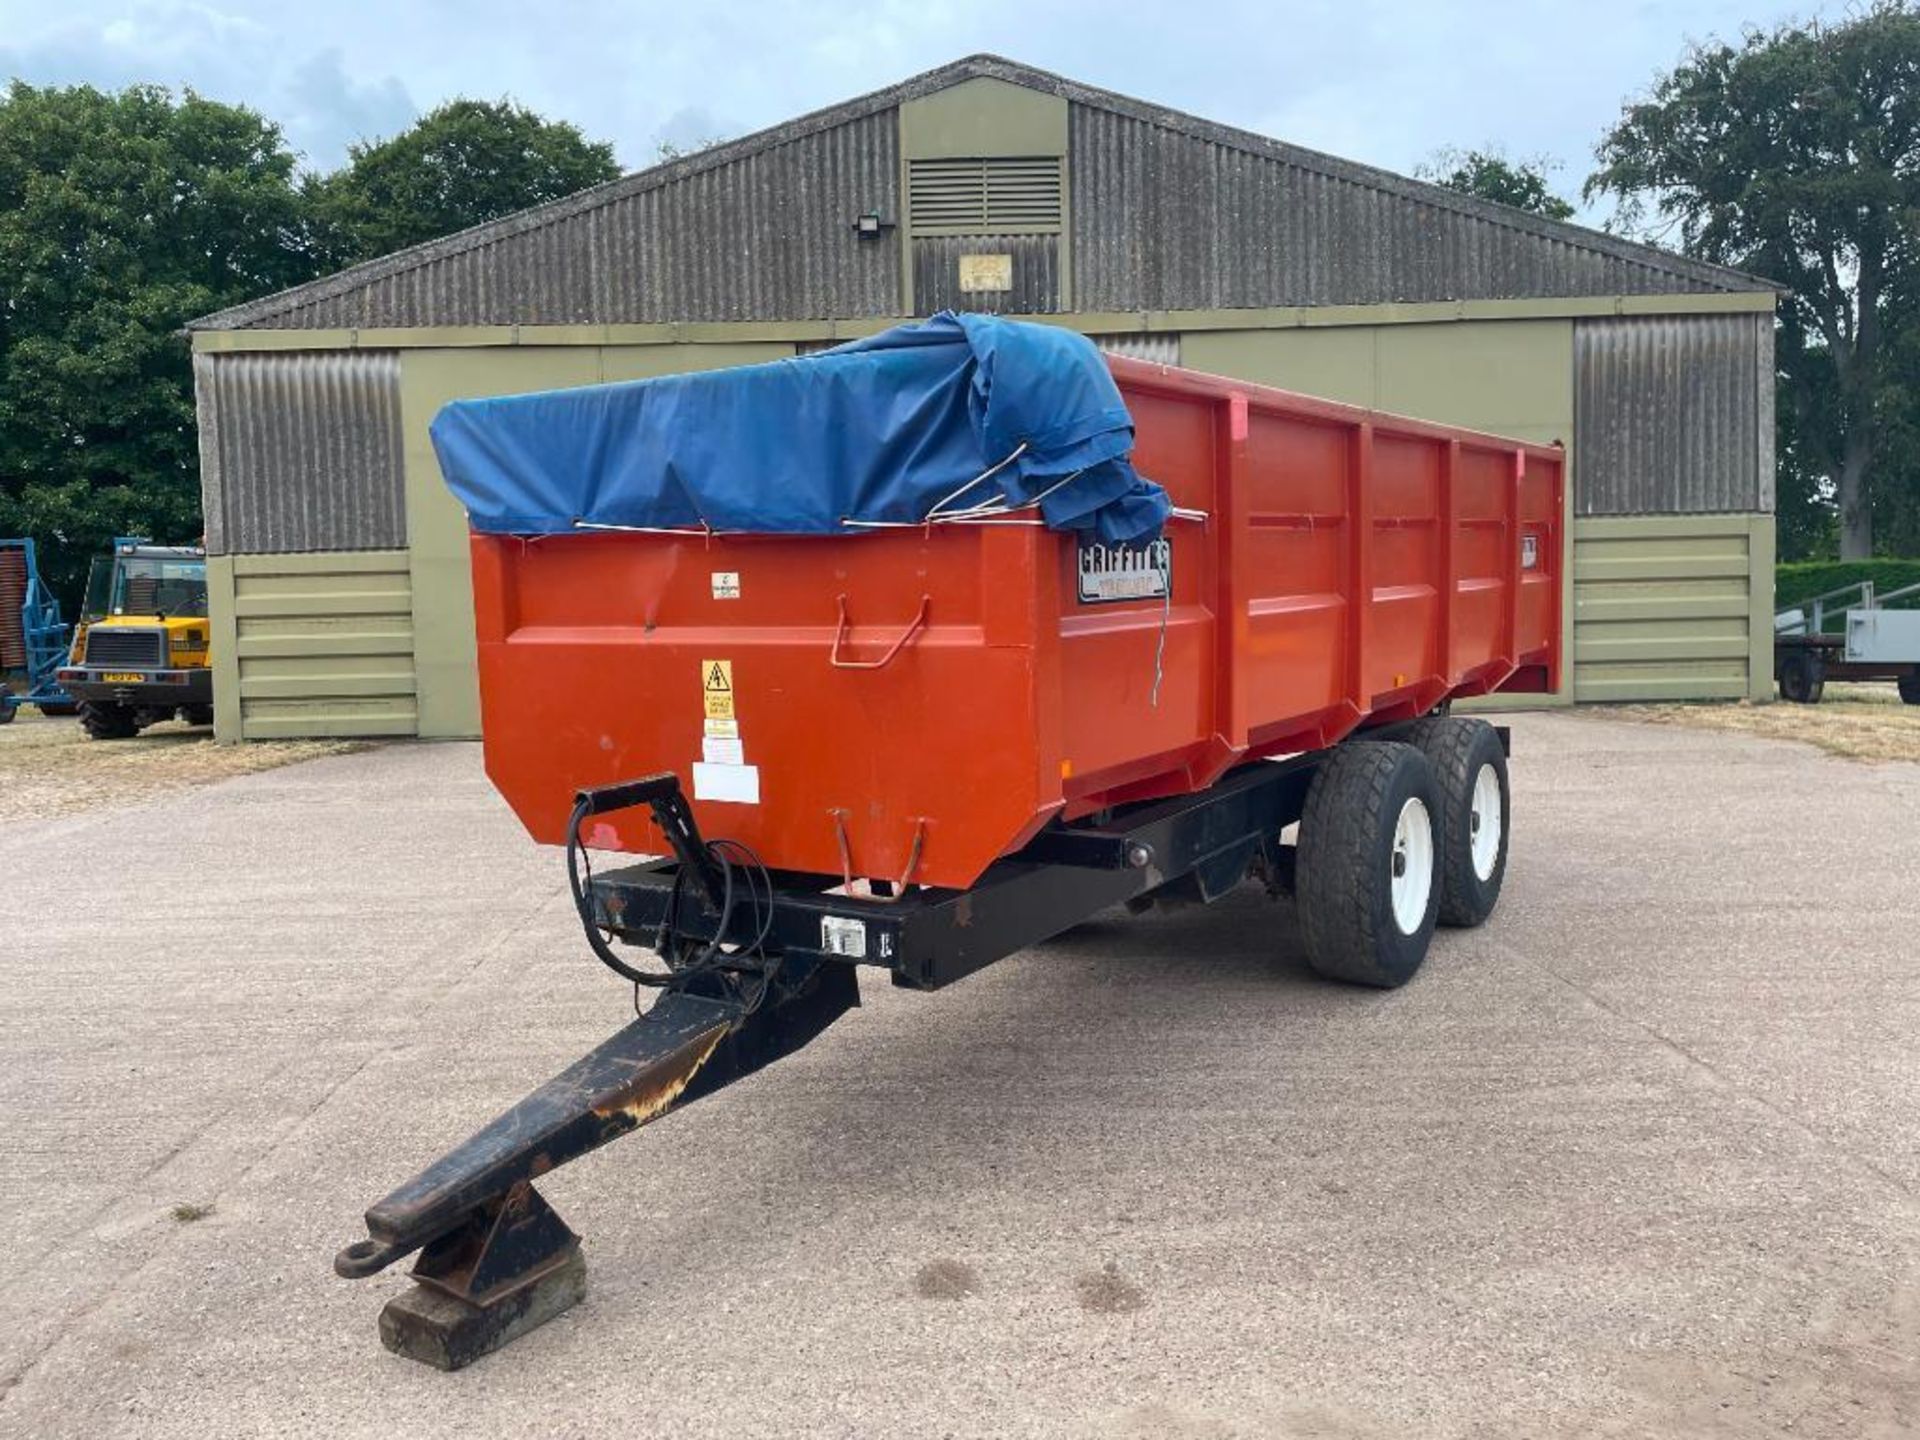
102, 672, 147, 683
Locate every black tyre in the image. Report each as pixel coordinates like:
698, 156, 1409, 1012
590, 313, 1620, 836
1778, 650, 1824, 704
37, 701, 78, 718
1401, 716, 1510, 928
78, 700, 139, 740
0, 702, 14, 725
184, 705, 214, 727
1295, 741, 1440, 988
1899, 675, 1920, 706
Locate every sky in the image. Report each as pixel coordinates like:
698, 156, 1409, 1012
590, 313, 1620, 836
0, 0, 1850, 222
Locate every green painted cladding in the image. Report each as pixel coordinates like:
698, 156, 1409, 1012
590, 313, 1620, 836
1573, 516, 1774, 702
1184, 321, 1574, 446
209, 551, 417, 741
898, 77, 1067, 160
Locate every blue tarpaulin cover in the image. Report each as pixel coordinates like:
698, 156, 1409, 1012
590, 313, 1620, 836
429, 311, 1170, 544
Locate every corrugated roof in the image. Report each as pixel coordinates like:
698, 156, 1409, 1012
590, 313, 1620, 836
190, 54, 1771, 332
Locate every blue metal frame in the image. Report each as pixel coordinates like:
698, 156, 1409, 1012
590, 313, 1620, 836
1, 538, 74, 720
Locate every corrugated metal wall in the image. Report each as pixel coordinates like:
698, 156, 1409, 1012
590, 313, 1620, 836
195, 350, 405, 555
1068, 105, 1704, 311
1092, 332, 1181, 366
253, 111, 901, 329
912, 234, 1062, 313
1573, 313, 1775, 516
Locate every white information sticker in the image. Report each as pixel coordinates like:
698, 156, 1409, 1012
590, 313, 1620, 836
702, 735, 745, 766
703, 716, 739, 739
711, 571, 741, 599
691, 761, 760, 804
820, 915, 868, 959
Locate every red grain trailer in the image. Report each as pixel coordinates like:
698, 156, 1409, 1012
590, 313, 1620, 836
334, 316, 1563, 1367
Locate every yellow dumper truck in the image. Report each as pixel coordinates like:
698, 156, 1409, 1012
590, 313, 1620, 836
56, 540, 213, 739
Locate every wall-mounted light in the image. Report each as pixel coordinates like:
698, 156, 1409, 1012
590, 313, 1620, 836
851, 211, 896, 241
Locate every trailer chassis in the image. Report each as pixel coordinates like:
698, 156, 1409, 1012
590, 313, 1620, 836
335, 725, 1506, 1367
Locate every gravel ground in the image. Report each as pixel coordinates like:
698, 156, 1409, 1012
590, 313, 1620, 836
1598, 683, 1920, 763
1, 712, 1916, 1438
0, 706, 367, 823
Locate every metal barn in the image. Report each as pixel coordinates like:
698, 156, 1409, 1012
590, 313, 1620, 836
187, 55, 1776, 741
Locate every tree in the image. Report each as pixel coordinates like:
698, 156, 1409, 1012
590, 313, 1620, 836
0, 82, 314, 604
1774, 362, 1840, 559
1419, 148, 1575, 220
1587, 4, 1920, 559
0, 87, 622, 612
306, 99, 620, 268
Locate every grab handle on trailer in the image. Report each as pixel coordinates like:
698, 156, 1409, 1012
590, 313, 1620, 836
829, 594, 930, 669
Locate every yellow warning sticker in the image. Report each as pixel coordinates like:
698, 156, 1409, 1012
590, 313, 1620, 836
702, 659, 734, 720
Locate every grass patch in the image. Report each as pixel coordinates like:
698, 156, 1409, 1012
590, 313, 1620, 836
0, 709, 372, 823
169, 1202, 213, 1223
1600, 686, 1920, 763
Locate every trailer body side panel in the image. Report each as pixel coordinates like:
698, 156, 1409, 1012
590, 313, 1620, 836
472, 356, 1562, 888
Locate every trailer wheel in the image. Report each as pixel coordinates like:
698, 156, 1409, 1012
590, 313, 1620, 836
1295, 741, 1440, 988
1899, 675, 1920, 706
1778, 651, 1824, 704
78, 701, 139, 740
1402, 717, 1509, 928
0, 702, 14, 725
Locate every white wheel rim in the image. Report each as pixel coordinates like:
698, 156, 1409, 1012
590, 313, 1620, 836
1389, 797, 1433, 935
1469, 762, 1503, 882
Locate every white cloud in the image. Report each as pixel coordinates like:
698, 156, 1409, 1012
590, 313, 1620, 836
283, 48, 414, 163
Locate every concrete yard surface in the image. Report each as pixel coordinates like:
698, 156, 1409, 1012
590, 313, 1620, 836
2, 714, 1917, 1438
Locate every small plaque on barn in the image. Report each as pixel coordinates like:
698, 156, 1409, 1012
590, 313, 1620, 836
957, 253, 1013, 293
1077, 536, 1171, 604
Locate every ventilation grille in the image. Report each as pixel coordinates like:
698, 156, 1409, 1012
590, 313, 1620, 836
908, 157, 1063, 235
82, 628, 165, 668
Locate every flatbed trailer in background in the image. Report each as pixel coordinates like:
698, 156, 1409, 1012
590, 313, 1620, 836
330, 320, 1563, 1368
1774, 580, 1920, 704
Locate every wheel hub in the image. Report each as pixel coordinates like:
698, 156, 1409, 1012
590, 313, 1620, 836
1469, 762, 1503, 883
1389, 797, 1433, 935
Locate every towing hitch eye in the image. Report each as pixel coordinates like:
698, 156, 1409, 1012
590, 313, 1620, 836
335, 775, 859, 1370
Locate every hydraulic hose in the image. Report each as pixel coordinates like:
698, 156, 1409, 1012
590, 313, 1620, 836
564, 795, 773, 1003
566, 794, 672, 987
